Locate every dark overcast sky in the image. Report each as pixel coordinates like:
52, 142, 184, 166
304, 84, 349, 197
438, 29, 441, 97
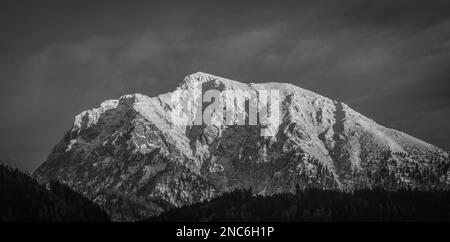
1, 0, 450, 171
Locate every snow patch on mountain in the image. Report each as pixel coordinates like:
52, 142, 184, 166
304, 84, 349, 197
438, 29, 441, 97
33, 72, 450, 221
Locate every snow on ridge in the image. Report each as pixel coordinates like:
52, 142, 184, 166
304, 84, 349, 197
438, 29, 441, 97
71, 72, 445, 153
72, 94, 156, 132
73, 99, 119, 131
34, 72, 450, 221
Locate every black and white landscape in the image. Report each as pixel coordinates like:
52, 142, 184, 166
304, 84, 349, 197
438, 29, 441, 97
1, 0, 450, 223
32, 72, 450, 221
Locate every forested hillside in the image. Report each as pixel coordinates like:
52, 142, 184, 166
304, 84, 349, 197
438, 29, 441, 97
148, 188, 450, 222
0, 163, 109, 222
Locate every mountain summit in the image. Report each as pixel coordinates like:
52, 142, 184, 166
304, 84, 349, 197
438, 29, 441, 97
34, 72, 450, 221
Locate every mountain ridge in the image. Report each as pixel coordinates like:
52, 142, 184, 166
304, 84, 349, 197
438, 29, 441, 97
33, 72, 450, 221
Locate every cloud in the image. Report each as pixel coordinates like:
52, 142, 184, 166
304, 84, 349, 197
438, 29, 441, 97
1, 0, 450, 171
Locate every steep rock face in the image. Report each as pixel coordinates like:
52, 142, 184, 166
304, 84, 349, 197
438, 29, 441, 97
34, 72, 450, 220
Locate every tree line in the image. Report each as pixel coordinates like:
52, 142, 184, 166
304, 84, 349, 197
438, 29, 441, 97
0, 163, 109, 222
148, 187, 450, 222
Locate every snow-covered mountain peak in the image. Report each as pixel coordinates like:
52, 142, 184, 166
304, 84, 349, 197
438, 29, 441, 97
34, 72, 450, 221
178, 72, 250, 91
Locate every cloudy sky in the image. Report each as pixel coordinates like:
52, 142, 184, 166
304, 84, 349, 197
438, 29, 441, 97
1, 0, 450, 171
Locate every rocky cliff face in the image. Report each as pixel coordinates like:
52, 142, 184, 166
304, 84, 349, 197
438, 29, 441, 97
33, 72, 450, 221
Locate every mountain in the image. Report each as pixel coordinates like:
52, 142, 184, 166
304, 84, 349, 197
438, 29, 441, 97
33, 72, 450, 221
0, 163, 109, 222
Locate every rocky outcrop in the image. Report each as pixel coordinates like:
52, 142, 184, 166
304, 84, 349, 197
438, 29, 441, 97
34, 72, 450, 221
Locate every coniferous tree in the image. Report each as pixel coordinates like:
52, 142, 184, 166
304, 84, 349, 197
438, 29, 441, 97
0, 163, 109, 222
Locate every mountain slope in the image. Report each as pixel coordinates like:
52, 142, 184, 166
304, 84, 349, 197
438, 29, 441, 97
33, 72, 450, 220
